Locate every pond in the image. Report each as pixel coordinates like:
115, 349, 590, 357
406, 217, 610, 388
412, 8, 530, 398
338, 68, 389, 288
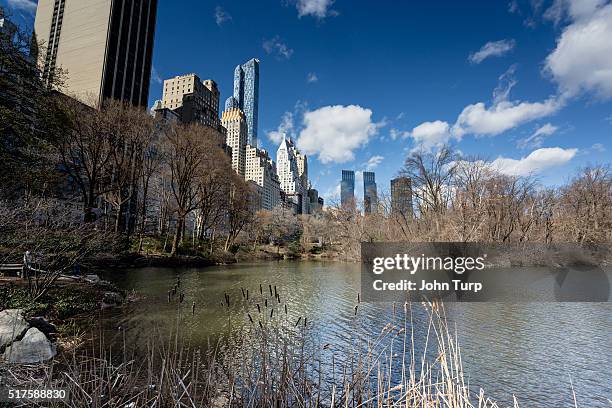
99, 261, 611, 407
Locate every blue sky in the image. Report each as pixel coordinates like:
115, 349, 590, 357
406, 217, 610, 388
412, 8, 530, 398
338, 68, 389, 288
3, 0, 611, 203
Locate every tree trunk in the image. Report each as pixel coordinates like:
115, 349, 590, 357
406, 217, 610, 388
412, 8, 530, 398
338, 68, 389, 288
171, 215, 185, 256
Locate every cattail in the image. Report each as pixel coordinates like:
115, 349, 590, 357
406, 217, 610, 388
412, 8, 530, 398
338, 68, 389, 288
246, 289, 249, 300
304, 317, 307, 328
357, 293, 360, 303
274, 285, 278, 298
295, 317, 302, 327
179, 293, 185, 303
257, 304, 261, 313
248, 313, 254, 324
354, 305, 358, 315
260, 284, 263, 295
167, 290, 171, 303
191, 302, 196, 315
284, 304, 287, 314
269, 284, 273, 297
258, 321, 263, 329
241, 288, 245, 298
270, 309, 274, 319
265, 299, 268, 308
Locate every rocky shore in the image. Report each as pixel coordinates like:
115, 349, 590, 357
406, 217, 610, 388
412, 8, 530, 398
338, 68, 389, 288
0, 309, 56, 364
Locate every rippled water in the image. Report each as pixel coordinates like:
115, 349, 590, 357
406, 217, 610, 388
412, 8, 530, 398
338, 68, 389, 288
100, 261, 611, 407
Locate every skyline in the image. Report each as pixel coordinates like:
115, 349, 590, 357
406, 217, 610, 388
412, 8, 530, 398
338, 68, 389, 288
2, 0, 611, 204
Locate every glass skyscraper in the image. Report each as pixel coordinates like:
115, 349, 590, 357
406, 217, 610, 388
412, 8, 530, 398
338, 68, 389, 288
363, 171, 377, 214
231, 58, 260, 146
341, 170, 355, 208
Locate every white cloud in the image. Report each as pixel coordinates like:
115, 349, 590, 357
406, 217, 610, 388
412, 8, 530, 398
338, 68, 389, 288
296, 105, 382, 164
410, 120, 454, 151
151, 66, 162, 85
365, 155, 384, 170
295, 0, 338, 19
469, 39, 516, 64
268, 112, 295, 144
263, 36, 294, 60
545, 2, 612, 99
214, 6, 232, 26
489, 147, 577, 176
517, 123, 558, 148
306, 72, 318, 83
591, 143, 606, 152
390, 128, 410, 140
7, 0, 36, 13
493, 64, 518, 104
452, 97, 562, 137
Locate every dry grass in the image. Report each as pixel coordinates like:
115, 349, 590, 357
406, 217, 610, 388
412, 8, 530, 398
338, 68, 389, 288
0, 290, 578, 407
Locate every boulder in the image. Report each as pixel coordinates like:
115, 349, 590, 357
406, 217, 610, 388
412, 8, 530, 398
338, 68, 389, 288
2, 327, 56, 364
27, 316, 57, 337
0, 309, 29, 350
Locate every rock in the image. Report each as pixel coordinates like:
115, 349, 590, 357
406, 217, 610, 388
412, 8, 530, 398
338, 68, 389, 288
103, 291, 123, 305
85, 274, 101, 283
27, 316, 57, 337
2, 327, 56, 364
0, 309, 29, 350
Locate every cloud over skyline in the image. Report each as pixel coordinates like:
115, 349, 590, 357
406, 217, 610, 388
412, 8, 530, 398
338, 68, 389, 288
263, 36, 294, 60
469, 39, 516, 64
296, 105, 382, 164
489, 147, 578, 176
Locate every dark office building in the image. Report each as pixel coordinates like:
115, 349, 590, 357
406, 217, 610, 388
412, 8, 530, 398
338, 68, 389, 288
341, 170, 355, 208
363, 171, 377, 214
391, 176, 413, 217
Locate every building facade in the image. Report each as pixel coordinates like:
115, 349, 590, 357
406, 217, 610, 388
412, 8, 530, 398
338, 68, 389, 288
231, 58, 259, 146
391, 176, 413, 217
34, 0, 157, 107
341, 170, 355, 208
277, 138, 308, 214
363, 171, 377, 214
221, 107, 248, 176
161, 73, 222, 131
245, 145, 280, 211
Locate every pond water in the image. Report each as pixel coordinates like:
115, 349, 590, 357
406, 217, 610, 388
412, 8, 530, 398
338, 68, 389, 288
99, 261, 611, 407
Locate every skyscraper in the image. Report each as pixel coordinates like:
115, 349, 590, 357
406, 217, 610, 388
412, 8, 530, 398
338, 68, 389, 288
276, 137, 305, 214
391, 176, 413, 217
363, 171, 377, 214
341, 170, 355, 208
221, 107, 248, 176
230, 58, 259, 146
34, 0, 158, 107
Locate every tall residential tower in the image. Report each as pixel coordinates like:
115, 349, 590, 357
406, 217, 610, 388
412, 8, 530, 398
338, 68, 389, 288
34, 0, 158, 107
229, 58, 259, 146
221, 107, 248, 176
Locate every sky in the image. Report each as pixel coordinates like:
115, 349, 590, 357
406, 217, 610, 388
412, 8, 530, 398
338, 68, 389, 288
2, 0, 611, 204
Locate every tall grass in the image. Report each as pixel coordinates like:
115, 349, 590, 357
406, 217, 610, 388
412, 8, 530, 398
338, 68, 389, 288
1, 290, 570, 407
